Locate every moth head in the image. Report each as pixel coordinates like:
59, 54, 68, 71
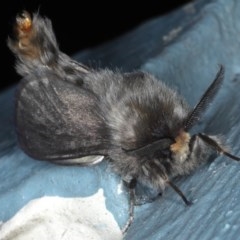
170, 65, 240, 166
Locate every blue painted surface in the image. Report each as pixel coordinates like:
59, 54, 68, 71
1, 0, 240, 239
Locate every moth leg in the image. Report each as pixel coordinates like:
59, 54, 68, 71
198, 133, 240, 161
167, 180, 192, 206
122, 178, 137, 234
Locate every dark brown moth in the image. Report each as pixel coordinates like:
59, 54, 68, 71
8, 11, 240, 233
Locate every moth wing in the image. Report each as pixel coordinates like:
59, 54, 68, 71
15, 71, 109, 162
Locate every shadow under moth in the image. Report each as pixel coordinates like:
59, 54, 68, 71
8, 11, 240, 234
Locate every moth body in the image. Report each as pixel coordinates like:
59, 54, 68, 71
8, 12, 240, 233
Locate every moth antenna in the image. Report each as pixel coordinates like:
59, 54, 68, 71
167, 180, 192, 206
184, 65, 224, 131
198, 133, 240, 161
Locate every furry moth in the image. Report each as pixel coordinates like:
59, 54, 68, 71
8, 11, 240, 233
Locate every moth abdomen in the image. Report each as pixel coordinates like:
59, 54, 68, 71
8, 11, 59, 67
8, 11, 89, 84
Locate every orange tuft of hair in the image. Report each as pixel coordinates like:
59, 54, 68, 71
170, 130, 190, 154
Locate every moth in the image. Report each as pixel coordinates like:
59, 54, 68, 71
8, 11, 240, 233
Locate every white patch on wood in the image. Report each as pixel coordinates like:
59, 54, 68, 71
0, 189, 123, 240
